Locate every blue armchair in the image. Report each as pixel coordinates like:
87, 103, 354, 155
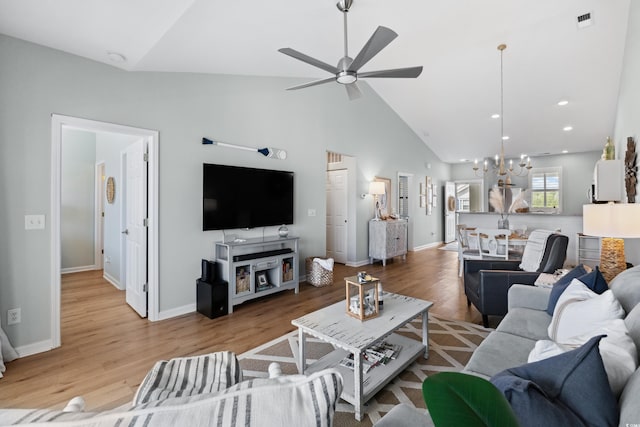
464, 232, 568, 327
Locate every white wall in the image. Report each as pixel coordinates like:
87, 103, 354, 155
61, 129, 96, 270
613, 0, 640, 266
0, 34, 449, 349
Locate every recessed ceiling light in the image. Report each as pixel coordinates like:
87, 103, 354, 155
502, 136, 510, 140
563, 126, 573, 131
562, 150, 569, 153
491, 114, 500, 119
557, 100, 569, 106
107, 51, 126, 63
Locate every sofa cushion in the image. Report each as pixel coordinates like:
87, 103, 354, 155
464, 331, 537, 378
548, 280, 624, 342
373, 403, 434, 427
619, 367, 640, 427
610, 265, 640, 313
491, 336, 618, 427
0, 369, 344, 427
496, 307, 551, 341
545, 264, 589, 315
625, 303, 640, 353
528, 319, 638, 396
133, 351, 242, 405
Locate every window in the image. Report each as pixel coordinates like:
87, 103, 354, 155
529, 167, 562, 213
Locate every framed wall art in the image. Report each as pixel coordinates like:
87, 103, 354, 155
426, 176, 433, 215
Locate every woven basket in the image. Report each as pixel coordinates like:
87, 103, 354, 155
306, 257, 333, 287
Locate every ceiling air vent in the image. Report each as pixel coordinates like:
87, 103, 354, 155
577, 12, 593, 29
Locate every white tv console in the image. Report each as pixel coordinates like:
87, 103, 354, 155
214, 235, 299, 313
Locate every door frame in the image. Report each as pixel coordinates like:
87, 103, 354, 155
95, 161, 105, 271
51, 114, 159, 348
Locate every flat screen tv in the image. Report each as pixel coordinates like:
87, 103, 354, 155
203, 163, 294, 230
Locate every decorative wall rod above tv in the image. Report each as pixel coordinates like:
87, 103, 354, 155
202, 137, 287, 160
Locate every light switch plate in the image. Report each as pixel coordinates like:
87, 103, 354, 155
25, 214, 45, 230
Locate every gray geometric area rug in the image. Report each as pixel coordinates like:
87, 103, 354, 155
238, 314, 491, 426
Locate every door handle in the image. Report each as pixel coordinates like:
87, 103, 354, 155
122, 229, 129, 235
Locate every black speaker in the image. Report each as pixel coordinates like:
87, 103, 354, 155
197, 279, 228, 319
201, 259, 216, 283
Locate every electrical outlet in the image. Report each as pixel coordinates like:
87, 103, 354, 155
25, 214, 45, 230
7, 308, 21, 325
308, 209, 316, 217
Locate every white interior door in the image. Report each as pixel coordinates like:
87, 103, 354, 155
326, 169, 348, 264
444, 181, 456, 243
124, 139, 148, 317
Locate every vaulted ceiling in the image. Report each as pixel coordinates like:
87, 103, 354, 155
0, 0, 631, 163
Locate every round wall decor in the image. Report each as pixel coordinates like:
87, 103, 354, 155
106, 177, 116, 204
447, 195, 456, 212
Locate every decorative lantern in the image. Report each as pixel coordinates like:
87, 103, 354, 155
345, 275, 379, 320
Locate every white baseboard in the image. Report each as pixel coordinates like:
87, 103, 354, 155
15, 339, 54, 358
103, 272, 122, 290
411, 242, 442, 252
346, 259, 371, 267
157, 303, 196, 321
61, 265, 98, 274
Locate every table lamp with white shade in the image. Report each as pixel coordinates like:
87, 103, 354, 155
369, 181, 386, 221
583, 203, 640, 283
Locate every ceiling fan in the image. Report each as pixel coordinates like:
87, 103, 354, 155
278, 0, 423, 100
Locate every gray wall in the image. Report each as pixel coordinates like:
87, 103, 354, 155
0, 34, 448, 349
61, 129, 96, 270
614, 0, 640, 266
450, 151, 602, 215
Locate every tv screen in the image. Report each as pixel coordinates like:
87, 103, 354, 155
203, 163, 294, 230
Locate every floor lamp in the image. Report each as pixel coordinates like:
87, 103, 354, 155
369, 182, 386, 221
583, 203, 640, 283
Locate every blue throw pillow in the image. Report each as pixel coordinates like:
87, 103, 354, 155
577, 266, 609, 294
545, 265, 588, 315
490, 335, 619, 427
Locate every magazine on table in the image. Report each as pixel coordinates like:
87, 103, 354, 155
339, 341, 402, 373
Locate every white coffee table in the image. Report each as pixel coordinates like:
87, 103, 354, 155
291, 292, 433, 421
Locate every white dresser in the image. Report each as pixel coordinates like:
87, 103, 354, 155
369, 219, 408, 266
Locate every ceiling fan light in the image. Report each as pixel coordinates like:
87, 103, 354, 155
337, 71, 357, 84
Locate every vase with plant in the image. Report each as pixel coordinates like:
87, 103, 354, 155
489, 187, 529, 229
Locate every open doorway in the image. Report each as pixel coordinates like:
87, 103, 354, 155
51, 115, 159, 348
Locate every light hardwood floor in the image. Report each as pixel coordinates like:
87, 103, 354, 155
0, 246, 481, 411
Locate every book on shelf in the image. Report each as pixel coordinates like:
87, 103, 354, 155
339, 341, 402, 373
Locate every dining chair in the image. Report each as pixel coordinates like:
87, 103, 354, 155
476, 228, 509, 260
457, 224, 482, 277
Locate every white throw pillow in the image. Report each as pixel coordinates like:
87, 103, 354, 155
530, 319, 638, 396
548, 279, 625, 342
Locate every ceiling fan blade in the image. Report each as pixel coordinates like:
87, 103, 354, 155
286, 76, 336, 91
345, 83, 362, 101
349, 26, 398, 72
359, 66, 424, 79
278, 48, 339, 74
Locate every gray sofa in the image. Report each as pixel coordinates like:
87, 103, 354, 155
376, 265, 640, 427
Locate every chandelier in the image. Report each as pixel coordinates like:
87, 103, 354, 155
473, 44, 532, 185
